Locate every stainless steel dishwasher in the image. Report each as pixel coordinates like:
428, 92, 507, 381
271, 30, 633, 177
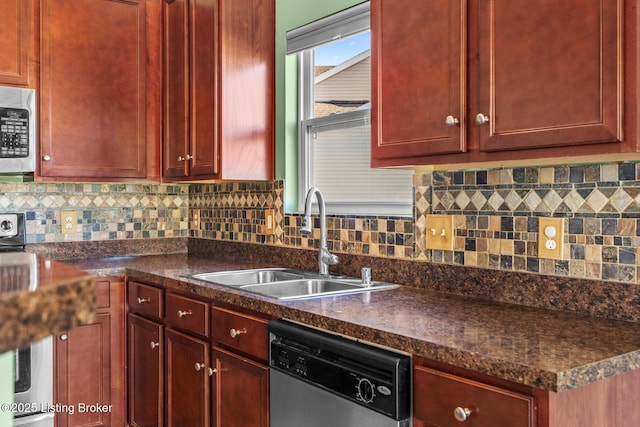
269, 320, 411, 427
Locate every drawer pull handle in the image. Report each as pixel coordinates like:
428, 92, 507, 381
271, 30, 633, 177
229, 328, 247, 338
195, 362, 205, 371
208, 368, 217, 376
137, 297, 151, 304
177, 310, 193, 318
60, 334, 68, 342
454, 407, 472, 422
150, 341, 160, 349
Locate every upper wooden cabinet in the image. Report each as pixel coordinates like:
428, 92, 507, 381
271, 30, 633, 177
0, 0, 36, 87
372, 0, 635, 168
164, 0, 217, 178
39, 0, 161, 180
476, 1, 621, 153
163, 0, 275, 181
371, 0, 465, 160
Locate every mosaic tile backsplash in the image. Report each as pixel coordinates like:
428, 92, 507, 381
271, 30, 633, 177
0, 182, 189, 243
1, 161, 639, 285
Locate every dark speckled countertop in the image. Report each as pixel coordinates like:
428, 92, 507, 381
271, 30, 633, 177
68, 252, 640, 393
0, 252, 96, 353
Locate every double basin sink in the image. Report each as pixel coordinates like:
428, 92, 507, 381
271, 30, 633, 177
188, 268, 398, 300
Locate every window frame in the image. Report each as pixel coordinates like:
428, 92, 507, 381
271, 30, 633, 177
291, 2, 413, 216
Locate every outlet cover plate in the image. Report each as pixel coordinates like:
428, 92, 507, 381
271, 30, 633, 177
61, 210, 76, 235
538, 217, 564, 259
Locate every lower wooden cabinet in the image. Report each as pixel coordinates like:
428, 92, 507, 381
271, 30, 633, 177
127, 313, 164, 427
211, 346, 269, 427
414, 365, 535, 427
166, 328, 210, 427
126, 283, 271, 427
414, 356, 640, 427
54, 278, 125, 427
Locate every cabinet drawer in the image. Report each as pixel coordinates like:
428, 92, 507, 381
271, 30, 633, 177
166, 293, 209, 337
128, 281, 164, 320
211, 306, 268, 362
414, 365, 535, 427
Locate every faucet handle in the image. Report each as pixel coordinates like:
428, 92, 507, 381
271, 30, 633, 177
324, 252, 339, 266
320, 247, 339, 265
361, 267, 372, 286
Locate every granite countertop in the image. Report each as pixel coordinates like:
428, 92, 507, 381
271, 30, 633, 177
69, 253, 640, 393
0, 252, 96, 353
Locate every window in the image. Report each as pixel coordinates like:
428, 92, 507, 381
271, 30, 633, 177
287, 2, 413, 216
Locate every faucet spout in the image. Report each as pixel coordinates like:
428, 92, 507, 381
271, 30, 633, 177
300, 187, 339, 275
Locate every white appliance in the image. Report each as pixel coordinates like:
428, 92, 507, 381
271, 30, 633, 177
0, 215, 54, 427
0, 86, 36, 173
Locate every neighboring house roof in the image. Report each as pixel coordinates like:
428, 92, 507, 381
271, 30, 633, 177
314, 49, 370, 117
314, 49, 370, 85
315, 65, 334, 76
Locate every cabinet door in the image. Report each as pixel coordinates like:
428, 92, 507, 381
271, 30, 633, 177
55, 279, 125, 427
211, 346, 269, 427
166, 328, 210, 427
371, 0, 465, 165
128, 314, 163, 427
189, 0, 218, 177
40, 0, 148, 178
164, 0, 217, 179
55, 313, 111, 427
0, 0, 31, 86
164, 0, 190, 178
476, 0, 622, 152
217, 0, 275, 180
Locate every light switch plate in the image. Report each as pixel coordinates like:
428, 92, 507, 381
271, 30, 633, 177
538, 217, 564, 259
425, 214, 454, 251
265, 209, 275, 234
61, 210, 76, 235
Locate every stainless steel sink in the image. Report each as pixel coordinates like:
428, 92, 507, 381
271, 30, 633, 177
190, 268, 303, 287
188, 268, 398, 300
241, 279, 364, 300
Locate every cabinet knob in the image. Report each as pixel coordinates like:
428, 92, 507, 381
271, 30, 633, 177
60, 334, 68, 341
445, 115, 460, 127
475, 113, 490, 125
195, 362, 205, 371
229, 328, 247, 338
208, 368, 217, 377
178, 155, 193, 162
454, 406, 472, 422
43, 155, 51, 162
136, 297, 151, 304
177, 309, 193, 318
150, 341, 160, 349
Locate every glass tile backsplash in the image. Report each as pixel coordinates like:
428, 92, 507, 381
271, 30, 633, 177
1, 161, 639, 284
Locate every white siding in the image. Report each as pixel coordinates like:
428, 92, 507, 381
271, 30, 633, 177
315, 56, 371, 102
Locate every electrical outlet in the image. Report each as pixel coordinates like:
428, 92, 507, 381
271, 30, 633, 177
265, 209, 275, 234
61, 211, 76, 235
538, 217, 564, 259
425, 214, 454, 251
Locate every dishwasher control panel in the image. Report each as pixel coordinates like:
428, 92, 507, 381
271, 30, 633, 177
269, 320, 411, 421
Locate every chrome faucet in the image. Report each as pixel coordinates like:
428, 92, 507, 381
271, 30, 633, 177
299, 187, 339, 275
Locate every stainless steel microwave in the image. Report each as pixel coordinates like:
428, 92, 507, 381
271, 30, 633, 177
0, 86, 36, 173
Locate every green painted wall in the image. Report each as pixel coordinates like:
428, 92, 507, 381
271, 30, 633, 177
275, 0, 365, 211
0, 352, 13, 427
